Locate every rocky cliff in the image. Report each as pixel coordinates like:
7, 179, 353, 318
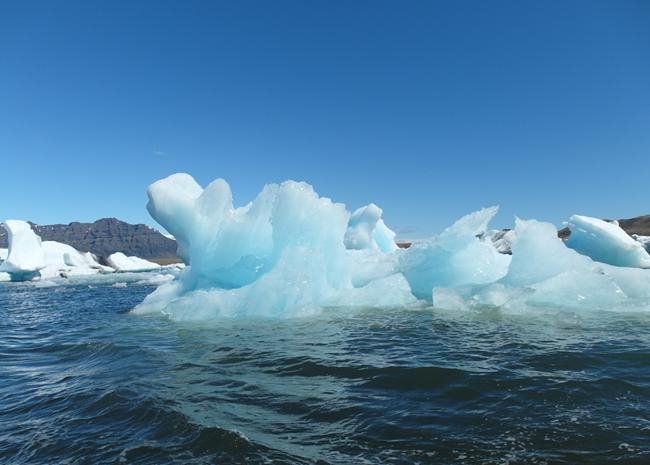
0, 218, 179, 264
617, 215, 650, 236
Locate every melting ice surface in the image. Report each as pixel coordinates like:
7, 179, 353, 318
133, 173, 650, 320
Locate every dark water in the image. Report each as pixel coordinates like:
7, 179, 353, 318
2, 279, 650, 464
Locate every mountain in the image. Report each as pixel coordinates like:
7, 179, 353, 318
617, 215, 650, 236
0, 218, 179, 264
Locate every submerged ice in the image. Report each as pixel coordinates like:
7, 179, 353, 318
134, 173, 650, 320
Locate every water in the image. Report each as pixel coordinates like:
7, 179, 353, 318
2, 278, 650, 464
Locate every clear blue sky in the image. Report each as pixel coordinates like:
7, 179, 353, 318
1, 1, 648, 239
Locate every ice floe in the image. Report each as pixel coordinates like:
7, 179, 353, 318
134, 173, 650, 320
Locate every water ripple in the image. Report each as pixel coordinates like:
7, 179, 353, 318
2, 282, 650, 463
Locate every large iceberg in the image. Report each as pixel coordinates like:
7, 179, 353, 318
132, 173, 650, 319
134, 174, 409, 319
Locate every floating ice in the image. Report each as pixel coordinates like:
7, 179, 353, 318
0, 220, 46, 279
0, 221, 117, 281
400, 207, 511, 300
566, 215, 650, 268
120, 173, 650, 318
0, 220, 159, 282
135, 173, 409, 319
433, 218, 650, 312
633, 234, 650, 252
498, 218, 631, 308
106, 252, 161, 272
39, 241, 113, 278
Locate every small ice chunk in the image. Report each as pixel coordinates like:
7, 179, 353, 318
566, 215, 650, 268
107, 252, 161, 272
498, 218, 630, 308
0, 220, 46, 275
37, 242, 114, 278
503, 218, 591, 287
400, 207, 511, 300
632, 234, 650, 252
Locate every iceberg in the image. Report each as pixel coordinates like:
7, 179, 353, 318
106, 252, 161, 272
0, 220, 161, 281
39, 242, 113, 278
399, 207, 511, 300
0, 220, 46, 279
433, 218, 650, 312
131, 173, 650, 319
498, 218, 630, 308
565, 215, 650, 268
135, 173, 410, 319
0, 220, 115, 281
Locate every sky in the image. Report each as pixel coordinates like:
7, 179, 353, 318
1, 1, 649, 239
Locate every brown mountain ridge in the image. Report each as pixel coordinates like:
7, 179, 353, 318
0, 218, 179, 264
